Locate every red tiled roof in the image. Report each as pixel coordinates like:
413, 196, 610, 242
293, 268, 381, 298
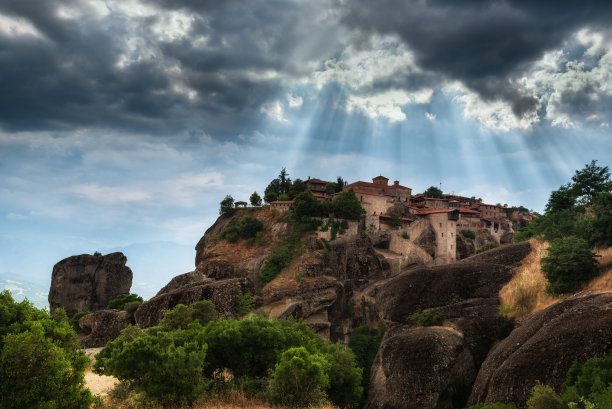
307, 178, 328, 184
459, 208, 481, 214
235, 201, 247, 204
312, 193, 329, 199
416, 209, 450, 215
478, 203, 506, 209
423, 197, 450, 201
352, 189, 388, 197
346, 181, 410, 191
378, 214, 413, 222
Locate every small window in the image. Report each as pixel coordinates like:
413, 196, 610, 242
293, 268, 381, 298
451, 232, 454, 237
451, 245, 453, 250
439, 223, 442, 228
441, 232, 444, 237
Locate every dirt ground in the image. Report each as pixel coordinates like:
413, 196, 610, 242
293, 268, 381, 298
84, 347, 118, 397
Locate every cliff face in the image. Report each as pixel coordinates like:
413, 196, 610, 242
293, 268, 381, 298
48, 252, 132, 317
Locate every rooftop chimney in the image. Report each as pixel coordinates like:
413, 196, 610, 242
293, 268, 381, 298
394, 180, 399, 186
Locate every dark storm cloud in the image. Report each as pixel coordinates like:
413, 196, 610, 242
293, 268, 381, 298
338, 0, 612, 119
0, 0, 339, 134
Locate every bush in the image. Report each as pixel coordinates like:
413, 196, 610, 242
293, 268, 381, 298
107, 293, 144, 310
320, 343, 363, 408
0, 291, 92, 409
236, 293, 256, 316
221, 217, 264, 243
69, 311, 91, 333
476, 242, 499, 254
402, 231, 410, 239
332, 189, 366, 220
461, 229, 476, 239
220, 195, 236, 217
495, 310, 515, 340
562, 353, 612, 407
527, 382, 563, 409
158, 301, 218, 331
123, 301, 142, 315
95, 325, 208, 408
349, 323, 386, 403
269, 347, 330, 407
259, 244, 292, 282
412, 310, 445, 326
542, 236, 599, 295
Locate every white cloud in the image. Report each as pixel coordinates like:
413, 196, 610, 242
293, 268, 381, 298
346, 89, 433, 122
260, 101, 288, 122
425, 112, 436, 121
0, 13, 45, 39
66, 184, 152, 203
287, 94, 303, 108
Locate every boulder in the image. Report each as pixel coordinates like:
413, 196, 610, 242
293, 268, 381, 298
78, 310, 132, 348
468, 291, 612, 408
327, 232, 387, 282
134, 276, 252, 328
365, 325, 477, 409
48, 252, 132, 317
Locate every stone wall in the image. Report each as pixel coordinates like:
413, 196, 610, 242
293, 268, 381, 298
315, 218, 359, 241
428, 213, 458, 265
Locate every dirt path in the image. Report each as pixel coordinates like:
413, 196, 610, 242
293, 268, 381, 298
83, 347, 118, 397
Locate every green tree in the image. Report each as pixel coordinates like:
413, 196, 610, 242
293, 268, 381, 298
527, 382, 563, 409
268, 347, 330, 407
289, 178, 307, 198
332, 189, 366, 220
571, 160, 612, 205
336, 176, 347, 192
292, 190, 325, 220
158, 301, 218, 331
219, 195, 236, 217
0, 291, 92, 409
423, 186, 443, 198
562, 353, 612, 407
545, 183, 576, 214
249, 191, 262, 206
326, 182, 338, 195
107, 293, 143, 310
349, 323, 385, 405
388, 209, 402, 228
542, 236, 599, 294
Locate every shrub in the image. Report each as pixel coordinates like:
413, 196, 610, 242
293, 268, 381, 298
69, 311, 91, 333
412, 310, 445, 326
461, 229, 476, 239
0, 291, 92, 409
477, 242, 499, 253
294, 273, 304, 283
107, 293, 144, 310
320, 343, 363, 408
268, 347, 330, 407
208, 232, 220, 245
94, 251, 102, 257
332, 189, 366, 220
220, 195, 236, 217
95, 325, 208, 408
221, 217, 264, 243
349, 323, 386, 403
562, 353, 612, 407
259, 244, 292, 282
236, 293, 256, 316
527, 382, 563, 409
402, 231, 410, 239
158, 301, 218, 331
542, 236, 599, 295
123, 301, 142, 315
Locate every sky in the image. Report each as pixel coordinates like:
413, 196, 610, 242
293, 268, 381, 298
1, 0, 612, 307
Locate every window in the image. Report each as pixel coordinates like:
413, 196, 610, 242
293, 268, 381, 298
441, 232, 444, 237
439, 223, 442, 228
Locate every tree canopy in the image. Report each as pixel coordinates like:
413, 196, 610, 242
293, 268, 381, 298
423, 186, 443, 198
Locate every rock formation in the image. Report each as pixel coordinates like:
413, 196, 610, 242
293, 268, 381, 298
78, 310, 132, 348
468, 291, 612, 408
48, 252, 132, 317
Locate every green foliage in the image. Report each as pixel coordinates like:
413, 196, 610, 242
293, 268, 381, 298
294, 273, 304, 283
461, 229, 476, 239
249, 191, 262, 206
546, 183, 576, 213
319, 342, 363, 409
236, 293, 256, 316
570, 160, 612, 205
0, 290, 92, 409
95, 325, 208, 408
541, 236, 599, 294
388, 210, 402, 228
476, 242, 499, 254
259, 244, 292, 282
326, 182, 338, 195
278, 193, 290, 201
158, 301, 218, 331
562, 353, 612, 408
107, 293, 144, 310
332, 189, 366, 220
527, 382, 563, 409
219, 195, 236, 217
468, 403, 518, 409
402, 231, 410, 239
220, 216, 264, 243
264, 168, 292, 203
423, 185, 444, 198
292, 190, 326, 220
289, 178, 307, 198
321, 238, 330, 251
123, 301, 142, 315
208, 232, 220, 245
412, 310, 445, 326
349, 323, 386, 404
69, 311, 91, 333
269, 347, 330, 407
94, 251, 102, 257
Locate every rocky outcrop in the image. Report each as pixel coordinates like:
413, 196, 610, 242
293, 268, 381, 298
327, 232, 387, 283
362, 243, 532, 409
366, 325, 477, 409
468, 291, 612, 408
78, 310, 132, 348
414, 224, 437, 257
456, 234, 475, 260
48, 252, 132, 317
134, 275, 252, 328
